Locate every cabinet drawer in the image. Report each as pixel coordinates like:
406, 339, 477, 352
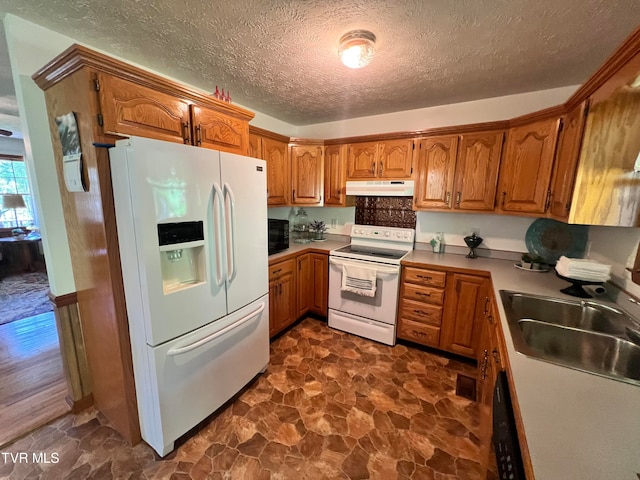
403, 267, 446, 287
400, 299, 443, 325
398, 319, 440, 347
269, 259, 295, 280
403, 283, 445, 305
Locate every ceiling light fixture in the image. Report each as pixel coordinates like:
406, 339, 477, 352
339, 30, 376, 69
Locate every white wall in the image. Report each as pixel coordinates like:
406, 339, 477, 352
4, 15, 76, 295
416, 212, 533, 253
297, 86, 578, 139
588, 226, 640, 298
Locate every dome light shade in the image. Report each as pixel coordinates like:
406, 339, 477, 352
339, 30, 376, 69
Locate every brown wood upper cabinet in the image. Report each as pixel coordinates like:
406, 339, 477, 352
414, 131, 504, 211
324, 144, 348, 206
347, 139, 414, 180
190, 104, 249, 154
291, 143, 323, 205
249, 129, 290, 206
95, 72, 251, 155
548, 101, 589, 220
497, 118, 561, 214
96, 73, 191, 144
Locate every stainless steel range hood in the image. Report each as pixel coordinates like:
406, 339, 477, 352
345, 180, 414, 196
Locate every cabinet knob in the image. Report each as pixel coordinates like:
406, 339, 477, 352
456, 191, 461, 206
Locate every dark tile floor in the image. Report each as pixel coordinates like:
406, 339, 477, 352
0, 318, 492, 479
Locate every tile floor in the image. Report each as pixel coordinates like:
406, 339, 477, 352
0, 318, 492, 479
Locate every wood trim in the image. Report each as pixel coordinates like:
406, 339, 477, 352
0, 154, 23, 161
566, 25, 640, 110
324, 121, 509, 145
248, 125, 290, 143
32, 44, 254, 122
288, 137, 325, 146
268, 248, 328, 265
508, 105, 566, 128
48, 291, 79, 308
65, 393, 94, 414
400, 260, 491, 278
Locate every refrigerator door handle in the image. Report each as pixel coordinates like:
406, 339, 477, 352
223, 182, 236, 282
212, 182, 226, 287
167, 302, 265, 356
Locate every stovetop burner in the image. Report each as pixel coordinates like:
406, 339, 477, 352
332, 244, 407, 261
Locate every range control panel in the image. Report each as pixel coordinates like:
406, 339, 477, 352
350, 225, 415, 243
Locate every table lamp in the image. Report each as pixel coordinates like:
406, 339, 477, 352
1, 194, 26, 227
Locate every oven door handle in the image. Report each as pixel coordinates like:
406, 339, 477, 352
329, 257, 399, 276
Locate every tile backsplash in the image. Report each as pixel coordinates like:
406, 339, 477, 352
355, 196, 416, 228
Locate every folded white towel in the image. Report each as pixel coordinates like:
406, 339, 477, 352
341, 264, 377, 297
555, 256, 611, 282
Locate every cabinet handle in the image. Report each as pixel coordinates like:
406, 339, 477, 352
487, 314, 494, 325
481, 349, 489, 379
416, 292, 431, 297
278, 283, 282, 295
445, 192, 451, 206
456, 191, 461, 206
501, 191, 506, 206
483, 296, 490, 315
336, 188, 341, 196
413, 309, 429, 316
416, 274, 432, 280
370, 161, 375, 174
292, 189, 296, 201
182, 122, 190, 143
379, 161, 384, 175
272, 268, 282, 275
195, 124, 203, 146
412, 329, 426, 338
545, 190, 552, 211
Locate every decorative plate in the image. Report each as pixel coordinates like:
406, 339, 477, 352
525, 218, 588, 265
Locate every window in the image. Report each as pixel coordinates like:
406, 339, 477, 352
0, 156, 36, 228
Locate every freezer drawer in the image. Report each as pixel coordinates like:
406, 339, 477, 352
136, 295, 269, 456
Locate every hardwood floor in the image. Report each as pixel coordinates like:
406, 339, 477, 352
0, 312, 69, 447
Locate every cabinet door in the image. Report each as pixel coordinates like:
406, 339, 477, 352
310, 253, 329, 316
549, 101, 588, 219
190, 104, 249, 155
324, 145, 347, 206
269, 259, 296, 337
296, 253, 312, 318
248, 133, 262, 159
97, 73, 190, 144
291, 145, 323, 205
454, 131, 504, 211
413, 136, 458, 210
263, 138, 290, 205
440, 273, 488, 358
347, 142, 378, 179
498, 118, 561, 213
268, 279, 279, 337
378, 139, 414, 178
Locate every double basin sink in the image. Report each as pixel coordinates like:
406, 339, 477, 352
500, 291, 640, 387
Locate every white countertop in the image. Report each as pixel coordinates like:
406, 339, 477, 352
403, 250, 640, 480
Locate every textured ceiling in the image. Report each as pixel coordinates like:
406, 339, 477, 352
0, 1, 640, 128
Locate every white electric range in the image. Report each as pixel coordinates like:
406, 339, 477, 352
328, 225, 415, 345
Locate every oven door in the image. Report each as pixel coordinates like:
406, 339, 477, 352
328, 256, 400, 324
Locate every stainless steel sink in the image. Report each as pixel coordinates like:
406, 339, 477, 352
500, 291, 640, 386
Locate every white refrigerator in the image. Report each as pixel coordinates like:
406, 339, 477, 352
110, 136, 269, 456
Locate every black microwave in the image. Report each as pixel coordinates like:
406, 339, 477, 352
268, 219, 289, 255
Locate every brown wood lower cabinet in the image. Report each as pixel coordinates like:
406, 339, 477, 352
268, 259, 296, 338
478, 295, 505, 406
269, 251, 329, 338
398, 265, 490, 360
